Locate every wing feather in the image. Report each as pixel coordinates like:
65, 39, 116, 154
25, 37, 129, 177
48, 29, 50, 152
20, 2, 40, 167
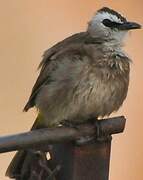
23, 32, 88, 111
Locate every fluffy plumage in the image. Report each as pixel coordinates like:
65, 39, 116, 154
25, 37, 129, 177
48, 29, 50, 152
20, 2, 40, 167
24, 32, 130, 126
6, 7, 141, 179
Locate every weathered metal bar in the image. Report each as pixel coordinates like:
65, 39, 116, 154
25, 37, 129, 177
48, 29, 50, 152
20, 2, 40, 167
0, 116, 125, 153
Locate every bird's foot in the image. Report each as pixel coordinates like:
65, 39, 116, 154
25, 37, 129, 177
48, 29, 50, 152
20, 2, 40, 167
94, 120, 112, 142
75, 118, 99, 145
61, 118, 111, 145
94, 120, 101, 140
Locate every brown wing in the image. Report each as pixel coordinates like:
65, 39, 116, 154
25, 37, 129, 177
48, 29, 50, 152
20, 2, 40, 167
23, 32, 88, 111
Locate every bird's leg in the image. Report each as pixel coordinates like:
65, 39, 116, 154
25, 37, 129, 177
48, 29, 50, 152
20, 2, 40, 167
94, 119, 112, 142
87, 118, 109, 141
94, 119, 102, 141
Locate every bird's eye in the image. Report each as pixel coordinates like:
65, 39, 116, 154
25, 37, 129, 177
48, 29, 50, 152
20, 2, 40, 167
102, 19, 122, 28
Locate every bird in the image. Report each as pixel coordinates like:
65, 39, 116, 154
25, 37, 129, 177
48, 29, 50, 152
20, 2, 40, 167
6, 7, 141, 179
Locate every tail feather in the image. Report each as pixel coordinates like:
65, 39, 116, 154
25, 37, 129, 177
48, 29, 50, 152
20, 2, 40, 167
6, 114, 46, 179
6, 151, 27, 178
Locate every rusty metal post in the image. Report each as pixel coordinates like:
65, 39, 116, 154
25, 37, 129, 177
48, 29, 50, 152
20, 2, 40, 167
50, 136, 112, 180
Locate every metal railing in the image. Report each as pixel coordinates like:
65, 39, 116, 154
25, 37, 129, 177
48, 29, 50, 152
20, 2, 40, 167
0, 116, 126, 180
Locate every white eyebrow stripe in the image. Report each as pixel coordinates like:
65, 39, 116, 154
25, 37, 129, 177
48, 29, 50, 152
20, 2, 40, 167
93, 12, 123, 23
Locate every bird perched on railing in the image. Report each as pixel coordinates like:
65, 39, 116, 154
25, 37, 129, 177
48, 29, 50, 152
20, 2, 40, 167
6, 7, 141, 179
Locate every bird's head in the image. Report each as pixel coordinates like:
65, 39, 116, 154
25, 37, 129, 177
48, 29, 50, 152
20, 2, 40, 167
88, 7, 141, 43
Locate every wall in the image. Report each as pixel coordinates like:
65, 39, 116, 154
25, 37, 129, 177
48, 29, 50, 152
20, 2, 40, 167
0, 1, 142, 179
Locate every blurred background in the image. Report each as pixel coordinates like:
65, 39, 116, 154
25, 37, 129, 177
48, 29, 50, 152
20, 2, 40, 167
0, 0, 142, 179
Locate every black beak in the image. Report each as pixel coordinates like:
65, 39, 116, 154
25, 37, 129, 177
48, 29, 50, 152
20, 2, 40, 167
119, 21, 142, 30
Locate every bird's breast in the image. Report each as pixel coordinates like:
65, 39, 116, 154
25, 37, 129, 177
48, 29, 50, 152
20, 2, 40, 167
72, 61, 129, 118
